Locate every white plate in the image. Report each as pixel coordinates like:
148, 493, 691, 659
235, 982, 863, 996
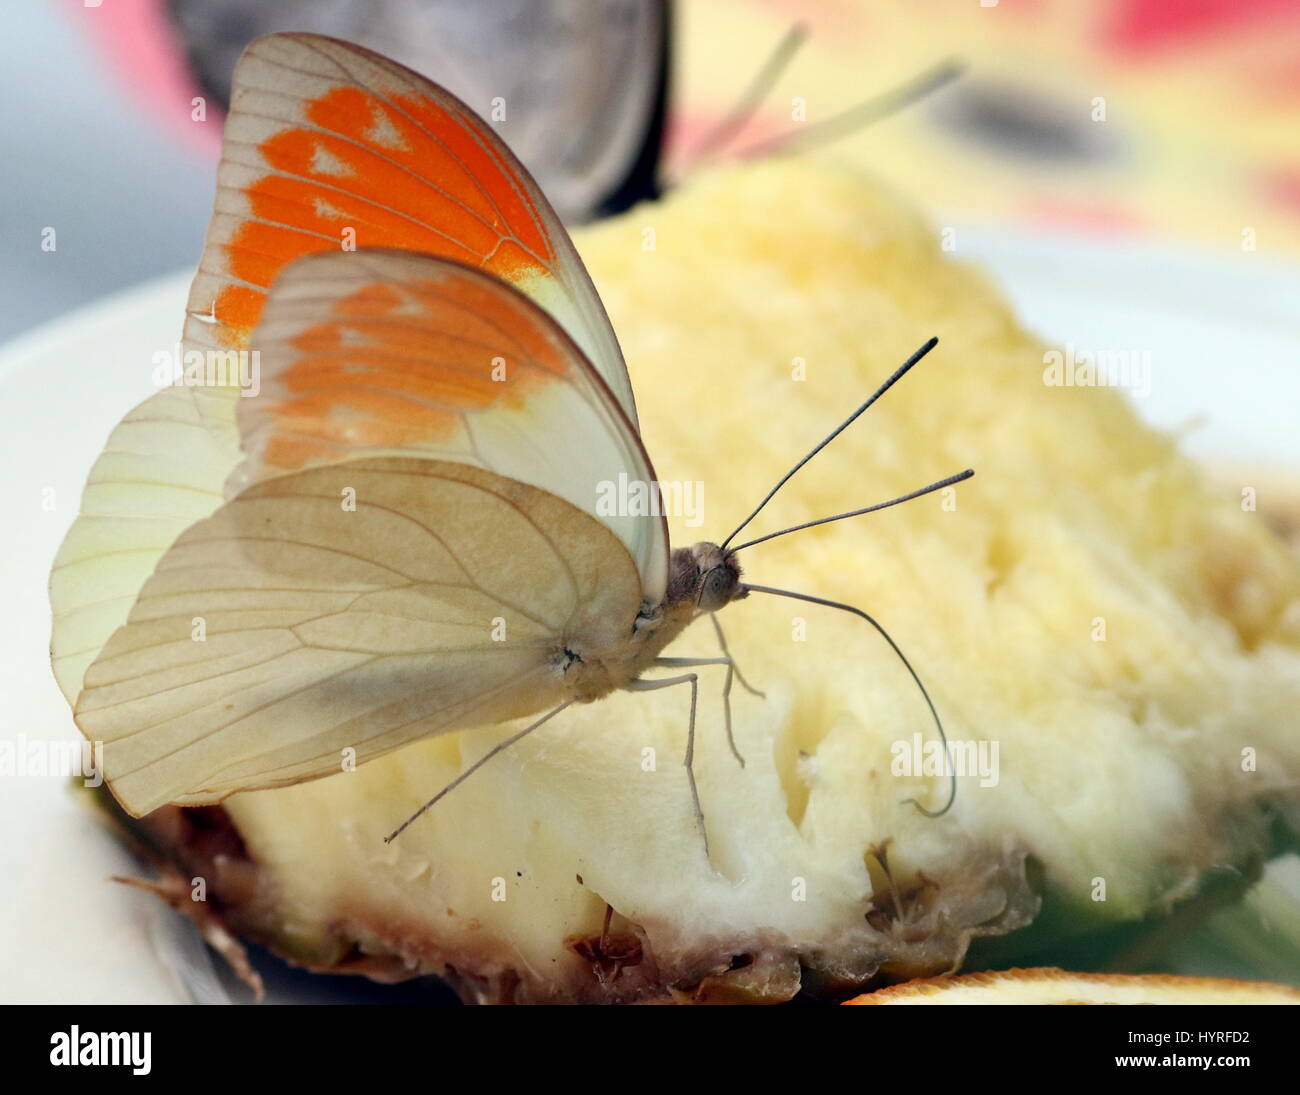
1, 230, 1297, 1003
952, 224, 1300, 468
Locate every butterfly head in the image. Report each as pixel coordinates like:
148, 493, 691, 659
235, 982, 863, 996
670, 542, 745, 615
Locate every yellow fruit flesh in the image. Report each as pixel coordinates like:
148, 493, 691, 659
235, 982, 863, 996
142, 159, 1300, 1000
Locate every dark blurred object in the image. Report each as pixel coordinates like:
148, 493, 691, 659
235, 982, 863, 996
167, 0, 669, 221
929, 78, 1127, 165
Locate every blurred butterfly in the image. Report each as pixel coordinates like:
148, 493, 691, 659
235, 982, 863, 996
50, 33, 971, 845
166, 0, 670, 222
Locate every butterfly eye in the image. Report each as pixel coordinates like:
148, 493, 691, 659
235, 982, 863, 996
697, 566, 733, 612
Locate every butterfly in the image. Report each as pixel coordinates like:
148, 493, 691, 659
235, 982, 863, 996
50, 33, 972, 846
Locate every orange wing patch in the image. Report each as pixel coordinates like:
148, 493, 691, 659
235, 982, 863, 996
254, 269, 568, 472
216, 86, 554, 342
185, 34, 638, 428
237, 251, 606, 484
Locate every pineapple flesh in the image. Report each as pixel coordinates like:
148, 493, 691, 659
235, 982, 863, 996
94, 160, 1300, 1002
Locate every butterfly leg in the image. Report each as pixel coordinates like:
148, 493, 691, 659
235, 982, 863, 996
656, 613, 765, 768
654, 655, 745, 768
625, 673, 707, 855
712, 614, 765, 699
712, 615, 765, 767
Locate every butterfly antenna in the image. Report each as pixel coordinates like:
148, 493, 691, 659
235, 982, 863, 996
741, 584, 957, 818
384, 699, 575, 843
720, 337, 939, 550
735, 56, 964, 160
730, 469, 973, 552
682, 22, 810, 169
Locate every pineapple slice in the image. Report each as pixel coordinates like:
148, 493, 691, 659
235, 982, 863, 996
101, 160, 1300, 1002
846, 967, 1300, 1004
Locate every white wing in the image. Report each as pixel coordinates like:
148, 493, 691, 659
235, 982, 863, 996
230, 248, 667, 601
75, 457, 644, 817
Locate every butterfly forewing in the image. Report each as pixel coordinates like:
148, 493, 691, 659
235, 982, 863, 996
188, 33, 637, 423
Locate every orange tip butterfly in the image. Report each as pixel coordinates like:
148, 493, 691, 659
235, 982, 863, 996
50, 34, 972, 846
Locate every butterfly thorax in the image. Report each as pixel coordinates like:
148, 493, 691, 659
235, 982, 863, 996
561, 543, 745, 703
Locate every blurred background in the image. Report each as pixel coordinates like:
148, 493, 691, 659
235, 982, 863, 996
3, 0, 1299, 343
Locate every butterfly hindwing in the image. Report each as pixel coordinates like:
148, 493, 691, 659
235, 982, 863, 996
74, 457, 645, 817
